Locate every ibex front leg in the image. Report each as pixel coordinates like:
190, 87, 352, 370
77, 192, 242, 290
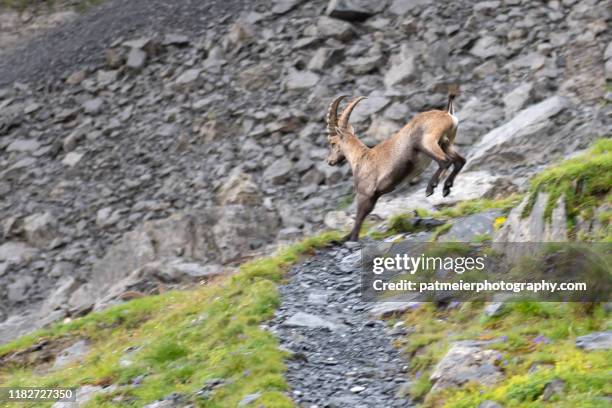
347, 193, 379, 241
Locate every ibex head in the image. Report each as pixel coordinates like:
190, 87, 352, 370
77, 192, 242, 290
325, 95, 367, 166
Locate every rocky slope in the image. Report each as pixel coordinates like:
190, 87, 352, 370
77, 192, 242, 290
1, 0, 611, 343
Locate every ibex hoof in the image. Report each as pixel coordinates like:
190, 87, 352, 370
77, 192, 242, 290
443, 187, 451, 197
425, 188, 434, 197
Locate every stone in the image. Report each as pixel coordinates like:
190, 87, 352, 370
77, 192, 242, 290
143, 259, 223, 283
384, 46, 417, 88
66, 70, 86, 85
316, 16, 354, 41
263, 158, 294, 184
44, 277, 79, 311
218, 171, 263, 205
82, 98, 103, 115
271, 0, 300, 15
478, 402, 503, 408
62, 152, 84, 167
439, 210, 501, 242
96, 207, 120, 228
307, 48, 344, 71
238, 392, 262, 407
175, 69, 201, 84
465, 96, 571, 172
284, 312, 340, 331
575, 331, 612, 351
7, 276, 34, 302
6, 138, 40, 153
126, 48, 147, 70
284, 70, 320, 90
494, 193, 567, 248
0, 242, 37, 263
373, 171, 503, 219
484, 302, 505, 317
163, 34, 189, 46
23, 212, 57, 247
324, 210, 353, 230
542, 379, 565, 401
369, 302, 421, 318
52, 385, 107, 408
430, 340, 503, 390
503, 82, 533, 117
470, 36, 505, 59
228, 21, 255, 46
53, 340, 90, 369
68, 284, 95, 314
326, 0, 379, 22
388, 0, 431, 15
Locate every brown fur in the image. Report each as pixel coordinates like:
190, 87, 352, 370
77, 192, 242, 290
326, 95, 465, 241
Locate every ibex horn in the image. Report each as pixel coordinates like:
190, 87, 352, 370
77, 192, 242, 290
338, 96, 367, 131
326, 95, 347, 139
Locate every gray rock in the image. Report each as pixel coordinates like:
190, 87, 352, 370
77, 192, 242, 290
44, 277, 79, 311
62, 151, 84, 167
439, 210, 500, 242
82, 98, 103, 115
0, 241, 37, 263
542, 379, 565, 401
324, 210, 353, 230
284, 70, 320, 90
430, 341, 503, 390
384, 45, 416, 88
494, 193, 567, 249
326, 0, 380, 22
503, 83, 533, 117
218, 171, 263, 205
348, 95, 390, 123
316, 16, 354, 41
478, 402, 503, 408
271, 0, 300, 15
263, 158, 294, 184
53, 340, 90, 369
388, 0, 431, 15
576, 331, 612, 351
369, 302, 421, 318
466, 96, 571, 171
484, 302, 505, 317
238, 392, 262, 407
470, 36, 505, 59
307, 290, 331, 305
307, 48, 344, 71
52, 385, 108, 408
7, 276, 34, 302
126, 47, 147, 70
175, 68, 201, 84
23, 212, 57, 247
284, 312, 340, 330
6, 138, 40, 153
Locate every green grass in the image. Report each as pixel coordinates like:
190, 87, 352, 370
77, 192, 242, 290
521, 138, 612, 235
0, 231, 341, 408
397, 302, 611, 408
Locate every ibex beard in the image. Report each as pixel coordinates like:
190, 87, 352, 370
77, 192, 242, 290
325, 91, 464, 242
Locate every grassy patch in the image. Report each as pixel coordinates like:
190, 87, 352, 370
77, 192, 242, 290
0, 231, 341, 408
397, 302, 611, 408
521, 138, 612, 234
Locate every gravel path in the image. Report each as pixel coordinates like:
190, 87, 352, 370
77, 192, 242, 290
269, 244, 413, 408
0, 0, 247, 87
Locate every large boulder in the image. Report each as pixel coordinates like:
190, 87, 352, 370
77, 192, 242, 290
465, 96, 571, 174
430, 340, 503, 391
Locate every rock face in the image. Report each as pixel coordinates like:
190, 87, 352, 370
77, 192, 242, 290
466, 96, 572, 177
439, 210, 501, 242
430, 340, 503, 391
576, 331, 612, 351
494, 193, 567, 244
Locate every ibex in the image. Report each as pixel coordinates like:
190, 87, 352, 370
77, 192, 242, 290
326, 91, 464, 241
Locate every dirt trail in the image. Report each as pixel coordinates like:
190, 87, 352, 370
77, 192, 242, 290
270, 244, 413, 407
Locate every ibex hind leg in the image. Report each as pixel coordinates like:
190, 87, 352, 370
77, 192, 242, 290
442, 152, 466, 197
420, 141, 452, 196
